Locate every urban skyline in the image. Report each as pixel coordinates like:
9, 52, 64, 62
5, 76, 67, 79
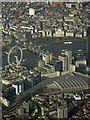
0, 1, 90, 120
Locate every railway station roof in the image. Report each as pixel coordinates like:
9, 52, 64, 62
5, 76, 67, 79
45, 73, 89, 91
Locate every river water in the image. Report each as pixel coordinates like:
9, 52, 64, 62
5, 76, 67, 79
2, 50, 39, 68
2, 40, 86, 68
42, 40, 86, 56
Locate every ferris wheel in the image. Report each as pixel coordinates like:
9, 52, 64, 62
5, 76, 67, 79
8, 46, 23, 66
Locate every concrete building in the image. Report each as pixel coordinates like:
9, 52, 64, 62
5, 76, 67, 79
12, 81, 24, 95
69, 64, 76, 72
50, 53, 53, 61
41, 71, 60, 78
75, 59, 87, 67
64, 50, 72, 71
46, 31, 52, 37
73, 94, 81, 100
66, 32, 74, 37
46, 63, 55, 72
61, 71, 69, 76
66, 3, 72, 8
38, 60, 45, 68
30, 29, 34, 34
42, 31, 45, 37
75, 33, 83, 38
12, 82, 19, 95
42, 30, 52, 37
57, 105, 68, 119
42, 53, 52, 65
4, 87, 16, 98
42, 53, 50, 65
42, 65, 52, 73
49, 60, 63, 72
84, 31, 87, 37
58, 54, 68, 71
54, 29, 64, 37
29, 8, 35, 16
0, 97, 10, 107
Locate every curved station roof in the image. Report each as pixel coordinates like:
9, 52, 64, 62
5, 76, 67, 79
42, 73, 89, 93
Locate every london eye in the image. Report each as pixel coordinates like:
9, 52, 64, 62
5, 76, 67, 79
8, 46, 23, 66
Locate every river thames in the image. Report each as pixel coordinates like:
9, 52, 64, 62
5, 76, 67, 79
2, 40, 86, 68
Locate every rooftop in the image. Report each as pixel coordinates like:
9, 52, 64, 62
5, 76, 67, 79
42, 73, 89, 92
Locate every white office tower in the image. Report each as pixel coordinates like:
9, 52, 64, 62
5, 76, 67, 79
29, 8, 35, 16
57, 105, 68, 119
64, 50, 72, 71
12, 81, 24, 95
42, 53, 50, 65
12, 82, 19, 95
